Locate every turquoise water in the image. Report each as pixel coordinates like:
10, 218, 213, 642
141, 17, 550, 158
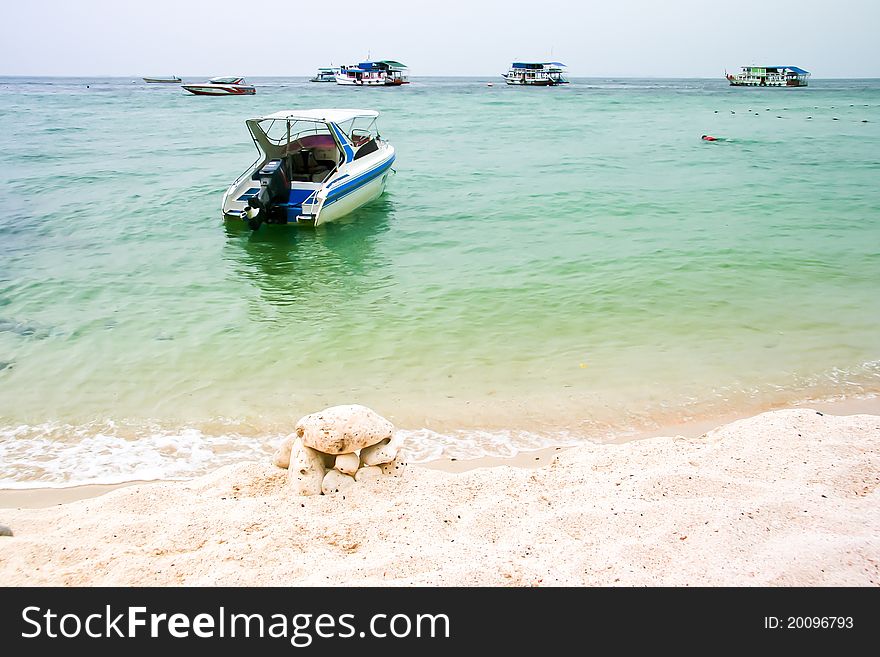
1, 76, 879, 485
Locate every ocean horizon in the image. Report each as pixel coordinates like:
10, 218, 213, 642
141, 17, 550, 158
4, 74, 880, 79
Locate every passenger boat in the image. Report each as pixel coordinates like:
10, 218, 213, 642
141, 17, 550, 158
222, 109, 395, 228
726, 66, 810, 87
182, 77, 256, 95
502, 62, 569, 86
143, 76, 181, 83
335, 61, 409, 86
310, 67, 339, 82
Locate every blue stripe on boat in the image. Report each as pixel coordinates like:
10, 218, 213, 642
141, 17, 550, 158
324, 156, 395, 206
329, 123, 355, 163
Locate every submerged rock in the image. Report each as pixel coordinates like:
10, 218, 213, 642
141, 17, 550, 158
295, 404, 394, 455
0, 318, 51, 339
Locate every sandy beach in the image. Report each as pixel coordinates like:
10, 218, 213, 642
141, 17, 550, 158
1, 404, 878, 586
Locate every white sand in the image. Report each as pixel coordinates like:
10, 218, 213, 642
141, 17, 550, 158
1, 408, 878, 586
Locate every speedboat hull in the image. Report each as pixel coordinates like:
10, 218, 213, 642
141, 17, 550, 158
313, 156, 393, 224
223, 152, 394, 227
221, 109, 395, 228
183, 84, 255, 95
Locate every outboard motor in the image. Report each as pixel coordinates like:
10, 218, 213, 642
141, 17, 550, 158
244, 159, 289, 230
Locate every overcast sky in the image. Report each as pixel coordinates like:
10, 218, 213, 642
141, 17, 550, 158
3, 0, 878, 78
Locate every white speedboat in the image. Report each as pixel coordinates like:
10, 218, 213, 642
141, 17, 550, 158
502, 62, 569, 86
335, 61, 409, 86
726, 66, 810, 87
222, 109, 395, 228
310, 67, 339, 82
143, 75, 181, 83
182, 76, 256, 95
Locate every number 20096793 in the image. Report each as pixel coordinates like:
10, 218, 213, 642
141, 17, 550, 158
764, 617, 853, 629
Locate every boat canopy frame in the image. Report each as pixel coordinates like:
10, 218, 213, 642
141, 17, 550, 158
245, 110, 381, 168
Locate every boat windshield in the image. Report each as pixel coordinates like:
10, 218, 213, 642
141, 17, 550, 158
210, 77, 244, 84
257, 119, 334, 146
334, 116, 379, 144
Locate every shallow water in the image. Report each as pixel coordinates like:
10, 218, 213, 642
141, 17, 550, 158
1, 76, 878, 485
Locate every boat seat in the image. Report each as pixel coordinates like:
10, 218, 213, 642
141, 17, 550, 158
353, 139, 379, 160
289, 149, 332, 182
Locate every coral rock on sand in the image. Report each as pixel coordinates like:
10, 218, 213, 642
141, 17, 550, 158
295, 404, 393, 454
272, 436, 295, 469
360, 433, 404, 466
322, 470, 356, 495
334, 453, 360, 476
380, 459, 406, 476
280, 406, 403, 495
354, 465, 382, 482
0, 524, 12, 537
288, 439, 326, 496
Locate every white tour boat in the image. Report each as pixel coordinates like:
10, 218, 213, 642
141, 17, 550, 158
335, 61, 409, 86
182, 77, 256, 95
222, 109, 395, 228
502, 62, 569, 86
726, 66, 810, 87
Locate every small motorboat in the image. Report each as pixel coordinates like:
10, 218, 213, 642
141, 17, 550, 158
182, 77, 256, 96
310, 67, 339, 82
143, 75, 181, 83
222, 108, 395, 228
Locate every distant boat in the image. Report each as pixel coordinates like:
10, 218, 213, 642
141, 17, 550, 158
502, 62, 569, 86
182, 77, 256, 96
143, 75, 181, 83
335, 61, 409, 86
726, 66, 810, 87
310, 67, 339, 82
